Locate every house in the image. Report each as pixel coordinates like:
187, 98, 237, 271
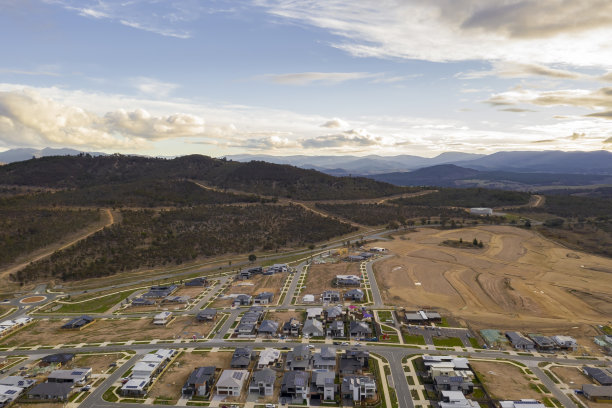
249, 368, 275, 396
153, 311, 172, 325
439, 391, 479, 408
369, 247, 387, 252
312, 370, 336, 401
61, 315, 94, 330
303, 319, 324, 338
281, 371, 309, 403
231, 348, 253, 369
359, 252, 374, 259
182, 366, 216, 398
404, 310, 442, 324
254, 292, 274, 305
322, 291, 341, 303
336, 275, 361, 286
500, 400, 546, 408
286, 345, 312, 371
307, 307, 324, 319
47, 368, 91, 385
327, 320, 345, 338
341, 376, 376, 401
26, 383, 72, 401
163, 295, 191, 304
302, 294, 315, 304
529, 335, 556, 351
143, 284, 178, 298
339, 349, 369, 375
470, 208, 493, 216
131, 297, 155, 306
0, 376, 36, 389
552, 335, 577, 350
505, 332, 536, 350
121, 378, 150, 396
0, 384, 24, 406
132, 362, 160, 379
197, 309, 217, 321
185, 277, 207, 286
257, 348, 281, 368
233, 294, 252, 307
237, 321, 256, 336
347, 255, 366, 262
143, 349, 176, 362
313, 347, 337, 371
349, 321, 372, 339
344, 289, 365, 302
259, 320, 280, 336
325, 306, 343, 321
40, 353, 74, 366
434, 376, 474, 393
216, 370, 248, 397
267, 264, 288, 274
584, 367, 612, 386
283, 318, 301, 336
582, 384, 612, 402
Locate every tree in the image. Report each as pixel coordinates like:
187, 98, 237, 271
248, 254, 257, 263
472, 238, 478, 246
524, 219, 531, 228
308, 244, 315, 250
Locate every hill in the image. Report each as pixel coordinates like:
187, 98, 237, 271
0, 154, 409, 201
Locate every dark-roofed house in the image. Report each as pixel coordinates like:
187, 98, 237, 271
47, 368, 91, 385
341, 376, 376, 402
349, 321, 372, 339
254, 292, 274, 305
185, 277, 207, 286
286, 346, 312, 371
182, 366, 216, 398
584, 367, 612, 386
233, 294, 252, 307
339, 349, 369, 375
40, 353, 74, 366
258, 320, 280, 336
344, 289, 365, 302
434, 376, 474, 393
303, 319, 324, 338
281, 371, 309, 403
131, 297, 155, 306
283, 318, 301, 337
27, 383, 72, 402
313, 347, 337, 371
582, 384, 612, 402
61, 315, 94, 330
327, 320, 345, 338
322, 291, 341, 303
231, 348, 252, 369
404, 310, 442, 324
529, 335, 556, 351
505, 332, 535, 351
249, 368, 275, 396
197, 309, 217, 322
312, 370, 336, 401
143, 284, 178, 298
324, 306, 343, 321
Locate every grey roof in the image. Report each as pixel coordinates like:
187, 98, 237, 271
47, 368, 90, 381
259, 320, 280, 333
185, 366, 216, 385
27, 382, 72, 398
349, 321, 372, 334
198, 309, 217, 317
325, 306, 343, 318
303, 319, 324, 335
434, 376, 471, 385
584, 367, 612, 385
61, 315, 93, 329
41, 353, 74, 363
252, 368, 276, 385
256, 292, 274, 300
344, 289, 364, 298
0, 376, 36, 388
320, 346, 337, 359
582, 384, 612, 397
529, 335, 555, 347
328, 320, 344, 330
339, 358, 362, 373
313, 370, 335, 387
506, 331, 535, 347
231, 348, 252, 366
282, 371, 309, 389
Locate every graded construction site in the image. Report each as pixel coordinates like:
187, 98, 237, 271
374, 226, 612, 348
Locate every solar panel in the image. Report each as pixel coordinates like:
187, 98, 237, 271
232, 371, 244, 380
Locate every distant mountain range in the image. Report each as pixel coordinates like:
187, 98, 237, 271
0, 147, 104, 164
227, 150, 612, 175
367, 164, 612, 190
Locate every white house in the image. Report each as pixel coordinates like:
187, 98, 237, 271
469, 208, 493, 216
257, 348, 281, 368
132, 362, 160, 379
216, 370, 249, 397
153, 311, 172, 325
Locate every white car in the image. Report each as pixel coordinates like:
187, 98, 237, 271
341, 342, 349, 346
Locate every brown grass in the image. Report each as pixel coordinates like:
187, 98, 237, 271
374, 226, 612, 352
147, 351, 233, 403
304, 262, 360, 296
0, 316, 214, 346
66, 353, 124, 374
212, 273, 286, 307
470, 361, 541, 400
550, 365, 593, 387
266, 311, 303, 325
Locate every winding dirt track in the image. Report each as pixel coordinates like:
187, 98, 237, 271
0, 208, 116, 281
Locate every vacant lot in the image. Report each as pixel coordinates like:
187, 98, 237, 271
470, 361, 541, 400
66, 353, 124, 374
266, 311, 304, 326
147, 351, 232, 403
212, 273, 286, 307
374, 226, 612, 351
550, 365, 593, 387
304, 262, 360, 297
0, 316, 214, 346
173, 286, 207, 297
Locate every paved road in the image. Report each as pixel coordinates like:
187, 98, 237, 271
380, 350, 414, 408
530, 366, 578, 408
282, 261, 307, 307
365, 255, 391, 308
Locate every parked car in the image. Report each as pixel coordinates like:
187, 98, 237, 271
81, 385, 91, 391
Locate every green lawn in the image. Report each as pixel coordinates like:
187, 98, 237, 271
433, 337, 463, 347
403, 334, 426, 345
377, 311, 393, 321
48, 289, 140, 314
469, 337, 481, 348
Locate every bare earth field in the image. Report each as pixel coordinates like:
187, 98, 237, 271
212, 273, 286, 307
66, 353, 124, 374
0, 316, 213, 346
470, 361, 540, 400
550, 365, 593, 387
374, 226, 612, 350
148, 351, 232, 403
173, 286, 207, 297
305, 262, 360, 296
266, 311, 304, 326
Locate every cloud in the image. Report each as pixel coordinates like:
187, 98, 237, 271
133, 77, 180, 97
262, 72, 378, 85
320, 118, 349, 129
301, 129, 385, 149
240, 134, 299, 150
604, 137, 612, 144
458, 62, 588, 80
569, 132, 585, 140
499, 107, 536, 113
0, 90, 210, 149
254, 0, 612, 68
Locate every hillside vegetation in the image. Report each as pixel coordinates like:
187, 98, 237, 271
391, 188, 530, 208
0, 154, 409, 201
12, 204, 356, 283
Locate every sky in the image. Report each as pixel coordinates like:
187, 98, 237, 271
0, 0, 611, 157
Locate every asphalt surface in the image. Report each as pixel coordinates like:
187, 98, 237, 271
530, 366, 578, 408
365, 255, 390, 308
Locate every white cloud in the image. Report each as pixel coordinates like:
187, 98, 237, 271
133, 77, 180, 97
457, 62, 589, 80
320, 118, 349, 129
263, 72, 378, 85
254, 0, 612, 68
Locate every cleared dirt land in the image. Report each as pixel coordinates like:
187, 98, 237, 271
66, 352, 124, 374
212, 273, 286, 307
374, 226, 612, 350
550, 365, 593, 387
148, 351, 232, 403
304, 262, 360, 297
470, 361, 541, 400
0, 316, 214, 346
